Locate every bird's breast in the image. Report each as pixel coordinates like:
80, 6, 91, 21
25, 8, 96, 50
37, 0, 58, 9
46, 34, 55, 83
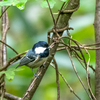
26, 57, 48, 68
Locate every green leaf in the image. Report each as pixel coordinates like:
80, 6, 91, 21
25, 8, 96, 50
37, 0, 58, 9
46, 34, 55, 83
0, 0, 12, 6
14, 67, 24, 71
0, 67, 24, 81
5, 70, 15, 81
0, 69, 15, 81
12, 0, 27, 10
0, 0, 28, 10
41, 0, 56, 8
0, 71, 6, 75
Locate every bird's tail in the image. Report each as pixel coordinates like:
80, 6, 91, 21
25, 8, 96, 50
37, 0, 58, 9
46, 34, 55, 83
16, 64, 21, 69
9, 59, 20, 67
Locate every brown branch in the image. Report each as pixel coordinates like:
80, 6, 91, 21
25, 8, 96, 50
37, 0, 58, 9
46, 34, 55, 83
57, 46, 96, 72
53, 58, 60, 100
0, 6, 10, 19
89, 65, 95, 72
58, 36, 96, 99
52, 27, 94, 99
58, 44, 100, 50
0, 6, 9, 100
55, 2, 66, 27
50, 63, 81, 100
83, 46, 96, 100
47, 3, 66, 44
53, 24, 95, 99
0, 52, 26, 72
46, 0, 56, 25
22, 0, 80, 99
60, 4, 79, 14
0, 40, 18, 54
94, 0, 100, 99
53, 2, 79, 15
0, 91, 21, 100
66, 48, 92, 99
83, 42, 100, 47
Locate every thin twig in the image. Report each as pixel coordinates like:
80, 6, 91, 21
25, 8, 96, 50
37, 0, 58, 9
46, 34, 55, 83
55, 2, 66, 27
83, 46, 96, 100
54, 27, 92, 99
46, 0, 56, 25
0, 40, 18, 54
0, 52, 26, 72
58, 44, 100, 50
83, 42, 100, 47
59, 36, 96, 99
53, 58, 60, 100
50, 63, 81, 100
60, 4, 79, 14
0, 6, 10, 19
57, 46, 95, 72
66, 48, 92, 100
51, 27, 93, 99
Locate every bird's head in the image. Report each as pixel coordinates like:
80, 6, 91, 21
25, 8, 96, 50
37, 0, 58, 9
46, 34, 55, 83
32, 41, 50, 57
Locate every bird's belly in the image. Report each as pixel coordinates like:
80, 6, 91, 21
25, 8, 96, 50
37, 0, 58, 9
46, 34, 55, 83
26, 57, 47, 68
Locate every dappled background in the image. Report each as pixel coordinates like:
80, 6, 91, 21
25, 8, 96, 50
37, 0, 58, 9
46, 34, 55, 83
0, 0, 95, 100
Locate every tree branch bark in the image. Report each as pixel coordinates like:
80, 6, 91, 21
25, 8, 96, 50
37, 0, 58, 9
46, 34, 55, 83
0, 91, 21, 100
0, 6, 9, 100
22, 0, 80, 100
94, 0, 100, 99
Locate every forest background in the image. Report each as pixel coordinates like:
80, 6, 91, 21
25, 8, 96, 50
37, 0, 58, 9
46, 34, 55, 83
0, 0, 95, 100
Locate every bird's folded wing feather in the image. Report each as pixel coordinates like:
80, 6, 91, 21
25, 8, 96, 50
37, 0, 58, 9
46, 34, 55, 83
17, 55, 35, 67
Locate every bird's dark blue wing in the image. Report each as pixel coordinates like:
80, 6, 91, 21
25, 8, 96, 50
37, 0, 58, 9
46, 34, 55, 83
17, 49, 36, 68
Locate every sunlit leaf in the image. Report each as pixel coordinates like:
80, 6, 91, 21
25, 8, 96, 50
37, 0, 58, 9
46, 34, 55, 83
0, 0, 27, 10
0, 0, 12, 6
14, 67, 25, 71
0, 67, 24, 81
6, 71, 15, 81
12, 0, 27, 10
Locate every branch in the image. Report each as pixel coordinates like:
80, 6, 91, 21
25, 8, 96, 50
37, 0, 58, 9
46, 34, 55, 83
0, 6, 10, 19
66, 48, 92, 100
0, 6, 9, 100
53, 58, 60, 100
50, 63, 81, 100
94, 0, 100, 99
0, 40, 18, 54
0, 91, 21, 100
58, 36, 96, 99
58, 44, 100, 50
0, 52, 26, 72
46, 0, 56, 25
22, 0, 80, 100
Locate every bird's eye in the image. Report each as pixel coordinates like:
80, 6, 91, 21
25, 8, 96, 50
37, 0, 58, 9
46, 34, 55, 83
44, 44, 48, 47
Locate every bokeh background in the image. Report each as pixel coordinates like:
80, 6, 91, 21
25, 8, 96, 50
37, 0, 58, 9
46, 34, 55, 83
0, 0, 95, 100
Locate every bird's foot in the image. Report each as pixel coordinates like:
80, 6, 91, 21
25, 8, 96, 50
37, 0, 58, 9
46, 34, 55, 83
31, 68, 39, 78
34, 74, 39, 78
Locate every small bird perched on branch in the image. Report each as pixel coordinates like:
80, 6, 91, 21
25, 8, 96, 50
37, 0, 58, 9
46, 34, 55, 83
11, 41, 50, 78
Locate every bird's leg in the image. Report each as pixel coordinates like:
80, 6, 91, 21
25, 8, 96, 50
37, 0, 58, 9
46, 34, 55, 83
31, 68, 39, 78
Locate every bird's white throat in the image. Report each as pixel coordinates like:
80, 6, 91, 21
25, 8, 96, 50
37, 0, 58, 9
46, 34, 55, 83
35, 47, 46, 54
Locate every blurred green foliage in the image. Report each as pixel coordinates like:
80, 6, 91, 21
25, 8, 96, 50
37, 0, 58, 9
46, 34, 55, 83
0, 0, 95, 100
0, 0, 28, 10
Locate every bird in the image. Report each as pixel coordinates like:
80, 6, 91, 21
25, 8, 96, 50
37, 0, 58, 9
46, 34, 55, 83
11, 41, 50, 78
